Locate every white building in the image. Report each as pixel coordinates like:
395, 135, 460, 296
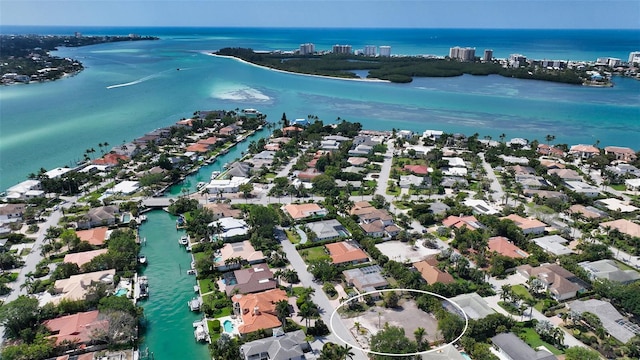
209, 217, 249, 241
205, 177, 250, 194
629, 51, 640, 64
363, 45, 377, 56
332, 44, 352, 54
299, 43, 315, 55
379, 46, 391, 57
105, 181, 140, 195
5, 180, 44, 200
44, 167, 74, 179
509, 54, 527, 67
449, 46, 475, 61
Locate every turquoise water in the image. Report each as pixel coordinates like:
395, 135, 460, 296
115, 288, 128, 297
461, 351, 472, 360
223, 320, 234, 333
138, 211, 209, 360
1, 28, 639, 191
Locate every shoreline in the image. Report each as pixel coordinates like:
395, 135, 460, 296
207, 53, 390, 83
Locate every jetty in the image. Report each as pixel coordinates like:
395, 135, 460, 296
193, 319, 210, 343
188, 296, 202, 312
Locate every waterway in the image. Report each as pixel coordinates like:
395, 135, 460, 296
138, 210, 209, 360
137, 125, 270, 359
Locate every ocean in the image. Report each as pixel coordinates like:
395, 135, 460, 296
1, 27, 639, 190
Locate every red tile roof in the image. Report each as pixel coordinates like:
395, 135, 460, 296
325, 242, 368, 265
43, 310, 108, 345
75, 227, 108, 246
488, 236, 529, 259
92, 153, 129, 165
403, 164, 429, 175
232, 289, 288, 334
413, 258, 455, 285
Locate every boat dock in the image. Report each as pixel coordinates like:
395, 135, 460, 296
193, 318, 210, 343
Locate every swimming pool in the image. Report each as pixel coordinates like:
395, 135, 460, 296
115, 288, 128, 297
460, 351, 472, 360
214, 256, 222, 263
223, 320, 234, 333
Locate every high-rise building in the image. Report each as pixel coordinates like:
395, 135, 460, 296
299, 43, 315, 55
332, 44, 352, 54
364, 45, 377, 56
449, 46, 475, 61
509, 54, 527, 67
629, 51, 640, 64
379, 46, 391, 57
483, 49, 493, 62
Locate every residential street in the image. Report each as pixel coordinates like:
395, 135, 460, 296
281, 238, 368, 360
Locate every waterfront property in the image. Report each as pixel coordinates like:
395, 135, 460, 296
63, 249, 109, 267
239, 329, 310, 360
47, 269, 116, 305
223, 263, 277, 296
232, 289, 289, 335
43, 310, 108, 346
214, 240, 266, 271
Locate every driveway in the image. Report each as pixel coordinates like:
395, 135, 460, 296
281, 238, 368, 360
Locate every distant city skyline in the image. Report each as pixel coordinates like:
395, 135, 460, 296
1, 0, 639, 29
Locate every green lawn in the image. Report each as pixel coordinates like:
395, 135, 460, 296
519, 328, 564, 355
193, 251, 209, 263
299, 246, 330, 263
511, 285, 534, 301
265, 173, 277, 180
198, 278, 217, 294
291, 286, 311, 298
610, 184, 627, 191
286, 229, 301, 244
614, 259, 636, 271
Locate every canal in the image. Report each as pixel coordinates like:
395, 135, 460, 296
138, 125, 271, 359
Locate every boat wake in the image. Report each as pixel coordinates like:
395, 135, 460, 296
106, 73, 161, 89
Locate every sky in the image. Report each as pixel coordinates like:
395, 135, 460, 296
0, 0, 639, 29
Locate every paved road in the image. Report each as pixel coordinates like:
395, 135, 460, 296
281, 238, 368, 360
478, 152, 507, 206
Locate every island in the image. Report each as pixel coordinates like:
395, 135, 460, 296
215, 47, 615, 86
0, 34, 159, 84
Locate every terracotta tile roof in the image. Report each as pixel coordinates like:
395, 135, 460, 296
403, 164, 429, 175
347, 157, 369, 166
232, 289, 288, 334
92, 153, 129, 165
176, 118, 194, 126
442, 215, 482, 230
43, 310, 108, 345
203, 203, 242, 218
75, 227, 108, 246
569, 144, 600, 154
186, 143, 211, 153
600, 219, 640, 238
283, 203, 325, 220
282, 126, 302, 135
325, 242, 369, 265
539, 159, 566, 169
360, 222, 384, 234
63, 249, 108, 267
488, 236, 529, 258
349, 201, 375, 216
502, 214, 546, 231
199, 136, 221, 145
413, 258, 455, 285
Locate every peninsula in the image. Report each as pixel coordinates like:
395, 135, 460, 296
0, 34, 159, 84
215, 47, 615, 86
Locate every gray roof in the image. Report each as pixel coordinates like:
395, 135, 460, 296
446, 292, 495, 320
343, 265, 388, 292
421, 344, 465, 360
569, 299, 640, 343
307, 219, 348, 241
429, 202, 450, 215
240, 330, 309, 360
226, 162, 252, 178
491, 333, 557, 360
579, 259, 640, 284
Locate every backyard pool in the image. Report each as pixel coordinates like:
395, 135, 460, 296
115, 288, 128, 297
223, 320, 234, 333
460, 351, 472, 360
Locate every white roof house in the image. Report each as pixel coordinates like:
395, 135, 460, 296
595, 198, 639, 213
205, 177, 250, 193
44, 167, 73, 179
532, 235, 573, 255
209, 217, 249, 240
106, 181, 140, 195
564, 181, 600, 197
626, 178, 640, 191
6, 180, 42, 199
464, 199, 499, 215
443, 157, 466, 167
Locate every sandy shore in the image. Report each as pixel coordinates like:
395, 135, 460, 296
206, 53, 390, 83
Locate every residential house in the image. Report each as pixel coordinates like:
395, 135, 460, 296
532, 235, 573, 256
399, 175, 426, 189
606, 163, 640, 177
348, 144, 373, 156
595, 198, 639, 213
76, 227, 110, 246
487, 236, 529, 259
568, 204, 608, 220
441, 177, 468, 188
604, 146, 637, 162
600, 219, 640, 238
420, 344, 466, 360
523, 189, 567, 201
51, 269, 116, 304
63, 249, 108, 268
464, 199, 499, 215
232, 289, 289, 335
43, 310, 109, 346
564, 181, 600, 197
579, 259, 640, 284
0, 203, 25, 223
548, 168, 582, 181
5, 179, 44, 200
77, 206, 120, 229
537, 144, 566, 157
569, 144, 600, 159
307, 219, 349, 242
283, 203, 327, 221
403, 164, 430, 175
515, 174, 548, 189
206, 176, 250, 194
224, 263, 277, 296
569, 299, 640, 343
343, 265, 388, 293
445, 292, 494, 320
502, 214, 546, 235
214, 240, 266, 271
491, 332, 557, 360
239, 329, 310, 360
325, 241, 369, 265
209, 217, 249, 241
429, 202, 450, 215
442, 215, 483, 230
347, 157, 369, 167
297, 168, 322, 182
422, 129, 443, 141
626, 178, 640, 191
413, 257, 455, 285
539, 159, 566, 170
203, 203, 242, 219
219, 124, 240, 136
226, 162, 253, 178
282, 126, 302, 136
110, 142, 139, 157
516, 264, 586, 301
248, 150, 276, 168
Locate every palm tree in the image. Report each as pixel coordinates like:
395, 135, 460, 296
545, 134, 555, 146
414, 327, 427, 351
275, 300, 290, 327
335, 344, 355, 360
500, 285, 512, 303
